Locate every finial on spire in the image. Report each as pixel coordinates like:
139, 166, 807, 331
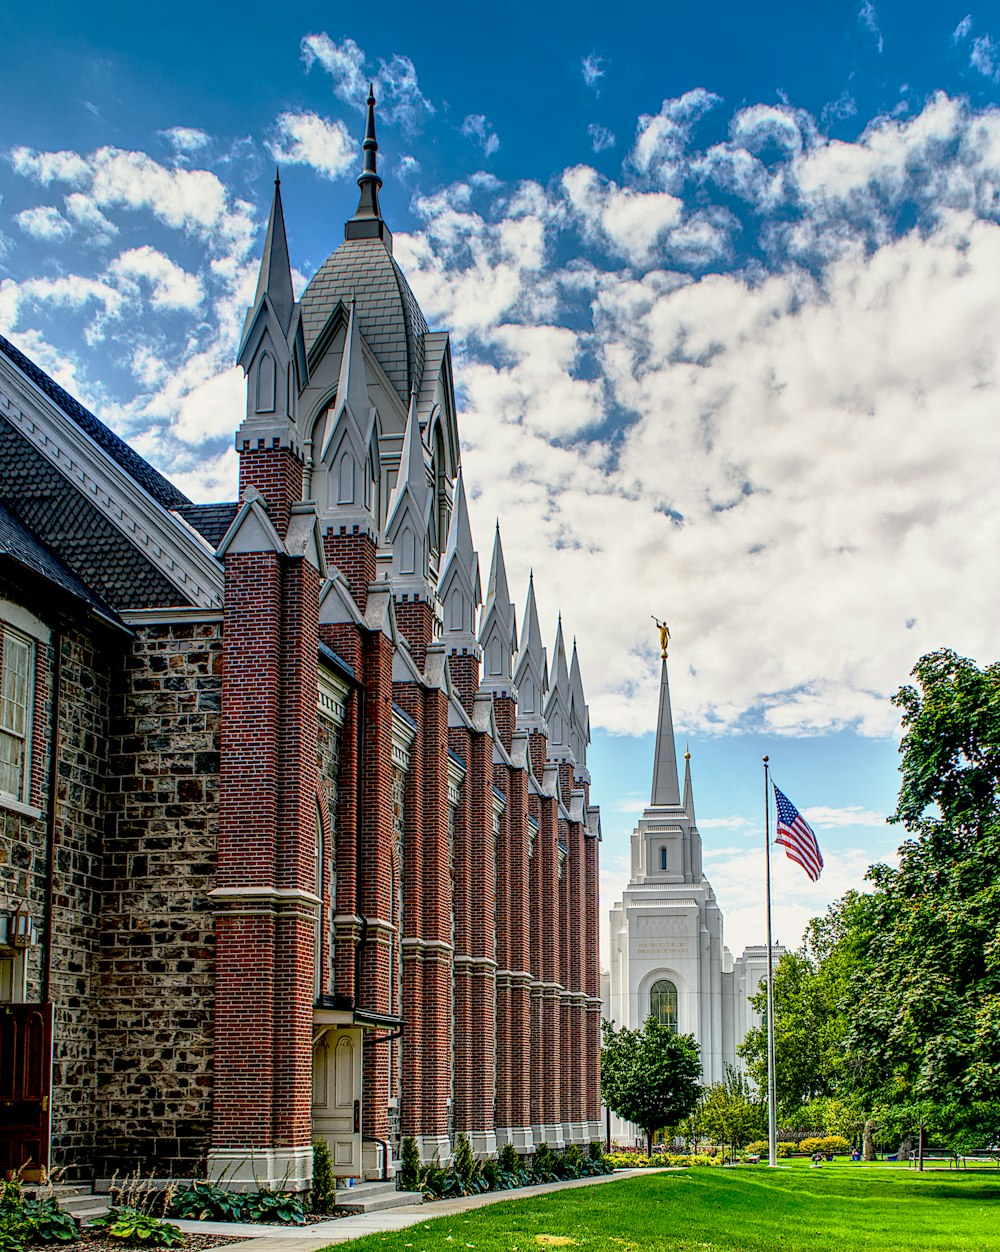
274, 166, 280, 186
346, 84, 393, 247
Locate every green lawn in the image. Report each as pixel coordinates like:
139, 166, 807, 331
331, 1162, 1000, 1251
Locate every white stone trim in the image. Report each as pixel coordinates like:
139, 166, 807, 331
120, 607, 224, 626
0, 600, 50, 643
468, 1130, 498, 1159
415, 1134, 452, 1166
206, 1145, 312, 1192
318, 668, 350, 728
0, 364, 224, 609
391, 708, 416, 770
495, 1126, 535, 1154
206, 886, 322, 916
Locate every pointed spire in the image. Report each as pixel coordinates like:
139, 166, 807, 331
438, 467, 482, 646
683, 745, 696, 823
478, 524, 517, 695
569, 637, 591, 770
543, 613, 574, 760
549, 613, 570, 693
441, 467, 475, 580
346, 84, 393, 248
252, 173, 295, 333
650, 654, 681, 807
514, 572, 548, 731
340, 300, 372, 433
484, 521, 513, 626
390, 386, 429, 519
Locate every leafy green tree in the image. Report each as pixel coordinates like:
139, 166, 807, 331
601, 1017, 702, 1157
844, 650, 1000, 1120
698, 1065, 765, 1161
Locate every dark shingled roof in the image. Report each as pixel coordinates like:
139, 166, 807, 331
0, 419, 190, 610
174, 501, 240, 548
0, 501, 124, 627
0, 331, 191, 510
299, 237, 428, 406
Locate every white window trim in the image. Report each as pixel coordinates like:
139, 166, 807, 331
1, 626, 36, 811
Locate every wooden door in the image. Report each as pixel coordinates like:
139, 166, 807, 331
0, 1003, 52, 1177
312, 1027, 362, 1176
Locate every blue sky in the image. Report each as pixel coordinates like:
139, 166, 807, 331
3, 0, 1000, 959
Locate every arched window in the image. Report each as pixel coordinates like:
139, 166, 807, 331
660, 846, 667, 872
338, 450, 355, 504
650, 979, 678, 1032
256, 351, 276, 412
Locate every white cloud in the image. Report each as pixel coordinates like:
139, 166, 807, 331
801, 805, 888, 829
301, 32, 433, 128
582, 55, 605, 89
461, 114, 500, 158
64, 193, 118, 242
953, 14, 973, 43
588, 124, 616, 153
858, 1, 884, 55
970, 34, 1000, 80
160, 126, 212, 156
107, 246, 203, 310
15, 205, 72, 241
268, 112, 355, 180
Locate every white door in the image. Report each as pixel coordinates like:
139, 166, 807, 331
312, 1027, 362, 1176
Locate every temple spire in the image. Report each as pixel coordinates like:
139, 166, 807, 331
683, 746, 696, 823
650, 652, 681, 807
345, 84, 393, 248
438, 466, 482, 648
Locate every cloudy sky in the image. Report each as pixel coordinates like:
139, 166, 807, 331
3, 0, 999, 959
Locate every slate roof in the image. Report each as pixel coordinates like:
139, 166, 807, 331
0, 419, 190, 610
0, 332, 191, 510
174, 502, 240, 548
299, 238, 429, 406
0, 501, 124, 628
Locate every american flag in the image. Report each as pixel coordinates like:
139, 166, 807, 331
773, 785, 823, 882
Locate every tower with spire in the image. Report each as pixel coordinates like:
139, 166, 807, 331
607, 626, 775, 1111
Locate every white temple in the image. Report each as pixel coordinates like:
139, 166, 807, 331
606, 634, 778, 1123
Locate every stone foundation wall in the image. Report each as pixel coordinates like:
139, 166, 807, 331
94, 620, 222, 1178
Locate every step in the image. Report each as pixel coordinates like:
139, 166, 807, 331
336, 1181, 421, 1214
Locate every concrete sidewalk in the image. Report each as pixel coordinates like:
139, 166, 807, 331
194, 1169, 655, 1251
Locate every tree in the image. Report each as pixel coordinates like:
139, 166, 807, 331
844, 651, 1000, 1123
601, 1017, 702, 1156
699, 1065, 765, 1161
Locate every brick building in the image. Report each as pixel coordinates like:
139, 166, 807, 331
0, 93, 602, 1187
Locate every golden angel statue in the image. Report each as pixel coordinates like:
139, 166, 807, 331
651, 616, 670, 659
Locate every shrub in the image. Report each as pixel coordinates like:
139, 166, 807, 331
530, 1143, 557, 1183
452, 1133, 476, 1190
745, 1140, 795, 1159
167, 1182, 246, 1223
242, 1192, 305, 1225
311, 1140, 337, 1214
498, 1143, 522, 1181
22, 1199, 78, 1244
799, 1136, 851, 1157
399, 1136, 422, 1192
89, 1207, 183, 1247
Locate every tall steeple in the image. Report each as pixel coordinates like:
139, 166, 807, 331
345, 84, 393, 249
514, 572, 548, 735
650, 654, 681, 807
478, 523, 517, 698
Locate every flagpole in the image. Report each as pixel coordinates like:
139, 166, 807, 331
763, 755, 778, 1169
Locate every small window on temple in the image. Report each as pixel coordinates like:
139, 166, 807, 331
660, 845, 667, 872
0, 629, 34, 804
